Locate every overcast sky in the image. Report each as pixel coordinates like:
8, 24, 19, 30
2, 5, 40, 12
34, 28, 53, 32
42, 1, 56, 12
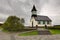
0, 0, 60, 25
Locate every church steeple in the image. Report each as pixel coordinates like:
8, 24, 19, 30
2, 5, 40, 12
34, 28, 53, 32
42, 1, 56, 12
31, 5, 37, 12
31, 5, 37, 17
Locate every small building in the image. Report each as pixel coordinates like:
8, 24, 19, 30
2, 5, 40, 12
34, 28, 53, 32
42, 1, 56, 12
30, 5, 52, 27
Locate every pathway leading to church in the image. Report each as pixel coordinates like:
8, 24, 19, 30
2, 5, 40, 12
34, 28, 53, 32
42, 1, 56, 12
37, 28, 51, 35
0, 29, 60, 40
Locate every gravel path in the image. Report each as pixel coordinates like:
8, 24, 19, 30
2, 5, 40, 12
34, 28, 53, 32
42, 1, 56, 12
0, 28, 60, 40
15, 35, 60, 40
0, 31, 60, 40
37, 28, 51, 35
0, 32, 10, 40
10, 34, 16, 40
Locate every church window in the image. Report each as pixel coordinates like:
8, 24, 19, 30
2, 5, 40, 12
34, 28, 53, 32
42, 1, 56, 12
43, 21, 45, 24
38, 21, 41, 24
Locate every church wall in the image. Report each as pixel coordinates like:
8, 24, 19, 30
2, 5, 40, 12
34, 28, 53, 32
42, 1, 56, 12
36, 21, 52, 27
30, 18, 52, 27
30, 17, 37, 27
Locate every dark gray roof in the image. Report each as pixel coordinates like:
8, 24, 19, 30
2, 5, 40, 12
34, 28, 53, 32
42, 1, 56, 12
34, 15, 52, 21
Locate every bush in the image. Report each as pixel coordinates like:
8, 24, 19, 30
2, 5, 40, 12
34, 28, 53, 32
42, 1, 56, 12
2, 16, 25, 32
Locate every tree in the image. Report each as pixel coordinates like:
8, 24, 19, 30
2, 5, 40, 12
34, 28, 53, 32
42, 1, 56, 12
2, 16, 24, 32
21, 18, 25, 24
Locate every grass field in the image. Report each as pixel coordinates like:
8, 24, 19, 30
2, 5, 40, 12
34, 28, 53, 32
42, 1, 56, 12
18, 30, 38, 36
47, 26, 60, 34
0, 27, 3, 30
49, 29, 60, 34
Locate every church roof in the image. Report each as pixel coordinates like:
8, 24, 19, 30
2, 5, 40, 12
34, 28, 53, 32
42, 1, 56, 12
34, 15, 52, 21
31, 5, 37, 12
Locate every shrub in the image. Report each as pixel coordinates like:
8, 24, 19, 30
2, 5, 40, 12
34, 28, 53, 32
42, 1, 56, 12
2, 16, 25, 32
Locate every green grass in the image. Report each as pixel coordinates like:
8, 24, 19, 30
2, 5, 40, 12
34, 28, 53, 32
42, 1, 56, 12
2, 29, 9, 32
0, 27, 3, 30
0, 27, 2, 29
18, 30, 38, 36
49, 29, 60, 34
0, 27, 9, 32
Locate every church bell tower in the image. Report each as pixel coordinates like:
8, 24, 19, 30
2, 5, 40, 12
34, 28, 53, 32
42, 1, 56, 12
31, 5, 37, 17
31, 5, 37, 27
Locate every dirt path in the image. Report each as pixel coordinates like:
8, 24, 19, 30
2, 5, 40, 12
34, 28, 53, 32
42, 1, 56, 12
0, 32, 11, 40
0, 31, 60, 40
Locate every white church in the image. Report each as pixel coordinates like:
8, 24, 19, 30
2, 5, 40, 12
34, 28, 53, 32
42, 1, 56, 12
30, 5, 52, 27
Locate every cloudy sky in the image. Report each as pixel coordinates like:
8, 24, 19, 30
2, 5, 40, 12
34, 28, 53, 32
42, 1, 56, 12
0, 0, 60, 25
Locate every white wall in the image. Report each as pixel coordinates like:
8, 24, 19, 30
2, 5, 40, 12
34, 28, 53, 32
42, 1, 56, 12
30, 17, 37, 27
30, 17, 52, 27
